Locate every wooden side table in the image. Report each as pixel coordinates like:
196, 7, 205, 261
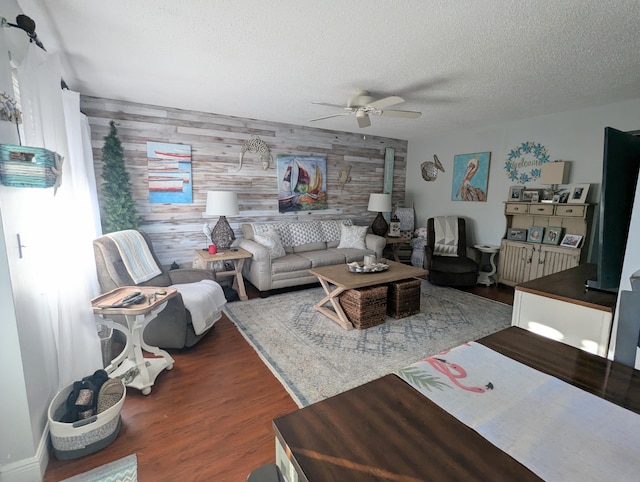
384, 235, 413, 262
193, 247, 252, 301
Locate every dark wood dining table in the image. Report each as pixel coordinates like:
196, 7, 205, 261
273, 326, 640, 481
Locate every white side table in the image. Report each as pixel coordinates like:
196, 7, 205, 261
92, 286, 177, 395
474, 245, 500, 286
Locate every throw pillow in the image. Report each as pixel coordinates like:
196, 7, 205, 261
254, 228, 286, 259
337, 224, 367, 250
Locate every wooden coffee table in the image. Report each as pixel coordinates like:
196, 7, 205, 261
309, 259, 427, 330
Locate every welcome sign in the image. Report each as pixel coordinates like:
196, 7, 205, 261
504, 141, 550, 184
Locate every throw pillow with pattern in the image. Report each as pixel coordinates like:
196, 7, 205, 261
336, 224, 367, 249
254, 228, 286, 259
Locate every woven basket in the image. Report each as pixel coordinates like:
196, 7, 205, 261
339, 285, 388, 329
0, 144, 60, 188
387, 279, 421, 319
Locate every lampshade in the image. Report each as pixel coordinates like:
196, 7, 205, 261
367, 193, 391, 237
206, 191, 239, 216
367, 193, 392, 213
540, 162, 569, 185
205, 191, 239, 249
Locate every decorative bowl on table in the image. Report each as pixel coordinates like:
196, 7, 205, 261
346, 261, 390, 273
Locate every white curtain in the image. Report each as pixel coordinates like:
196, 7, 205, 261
17, 45, 103, 387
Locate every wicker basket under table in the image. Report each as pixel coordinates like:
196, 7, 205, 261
387, 279, 421, 319
338, 285, 388, 329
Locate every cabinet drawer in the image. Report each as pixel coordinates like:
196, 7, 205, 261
555, 204, 586, 217
528, 204, 555, 216
505, 203, 529, 214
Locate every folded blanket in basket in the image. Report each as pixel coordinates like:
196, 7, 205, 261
171, 279, 227, 335
106, 230, 162, 284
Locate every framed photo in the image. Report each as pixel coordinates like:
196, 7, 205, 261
568, 183, 589, 204
527, 226, 544, 243
559, 192, 569, 203
543, 226, 563, 245
451, 152, 490, 202
530, 192, 540, 203
522, 189, 541, 202
508, 185, 525, 202
551, 194, 561, 203
560, 233, 583, 248
506, 228, 527, 241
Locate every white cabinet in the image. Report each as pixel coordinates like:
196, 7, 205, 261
498, 202, 592, 287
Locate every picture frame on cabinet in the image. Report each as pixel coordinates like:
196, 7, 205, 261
506, 228, 527, 241
560, 233, 583, 248
551, 194, 561, 203
543, 226, 563, 245
527, 226, 544, 243
568, 183, 589, 204
508, 185, 525, 201
522, 189, 541, 202
559, 192, 570, 203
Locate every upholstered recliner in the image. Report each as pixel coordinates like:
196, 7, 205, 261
424, 216, 479, 287
93, 230, 220, 349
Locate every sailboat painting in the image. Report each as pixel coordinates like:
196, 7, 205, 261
277, 155, 328, 212
147, 141, 192, 203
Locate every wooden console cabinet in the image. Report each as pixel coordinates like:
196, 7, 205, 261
498, 202, 593, 286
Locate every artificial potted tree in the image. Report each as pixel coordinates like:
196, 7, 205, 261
100, 121, 139, 233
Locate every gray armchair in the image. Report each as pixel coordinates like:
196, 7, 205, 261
425, 217, 479, 287
93, 231, 216, 349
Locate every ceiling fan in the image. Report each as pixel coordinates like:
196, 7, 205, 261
308, 90, 422, 128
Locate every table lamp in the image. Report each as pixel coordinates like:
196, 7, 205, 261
367, 193, 392, 236
205, 191, 239, 249
540, 161, 569, 200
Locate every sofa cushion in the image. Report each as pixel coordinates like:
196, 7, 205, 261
297, 249, 347, 267
292, 241, 327, 253
337, 224, 368, 249
253, 228, 286, 259
271, 253, 312, 274
326, 247, 376, 263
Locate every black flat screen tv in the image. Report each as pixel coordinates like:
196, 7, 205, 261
587, 127, 640, 293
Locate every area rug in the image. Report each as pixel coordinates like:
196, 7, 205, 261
224, 281, 512, 407
61, 454, 137, 482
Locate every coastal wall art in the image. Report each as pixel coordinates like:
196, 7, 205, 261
277, 155, 327, 212
451, 151, 490, 202
147, 141, 192, 203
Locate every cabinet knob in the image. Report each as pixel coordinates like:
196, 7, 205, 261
566, 209, 573, 213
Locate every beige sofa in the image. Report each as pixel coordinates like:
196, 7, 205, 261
237, 219, 386, 295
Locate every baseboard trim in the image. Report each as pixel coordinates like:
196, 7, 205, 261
0, 426, 50, 482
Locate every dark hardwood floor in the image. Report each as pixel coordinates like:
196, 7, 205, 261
43, 281, 513, 481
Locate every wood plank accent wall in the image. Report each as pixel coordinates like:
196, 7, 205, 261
81, 96, 408, 266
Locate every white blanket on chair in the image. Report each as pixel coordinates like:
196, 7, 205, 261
433, 216, 459, 257
171, 280, 227, 335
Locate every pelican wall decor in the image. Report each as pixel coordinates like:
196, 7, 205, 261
420, 155, 445, 181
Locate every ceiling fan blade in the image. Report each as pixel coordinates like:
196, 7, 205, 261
311, 102, 347, 108
308, 112, 351, 122
367, 95, 404, 109
356, 112, 371, 128
379, 109, 422, 119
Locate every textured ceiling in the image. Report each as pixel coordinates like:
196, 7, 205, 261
19, 0, 640, 140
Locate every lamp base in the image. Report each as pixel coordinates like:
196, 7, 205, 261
370, 212, 389, 237
210, 216, 235, 249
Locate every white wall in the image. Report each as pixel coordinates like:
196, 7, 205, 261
406, 99, 640, 248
